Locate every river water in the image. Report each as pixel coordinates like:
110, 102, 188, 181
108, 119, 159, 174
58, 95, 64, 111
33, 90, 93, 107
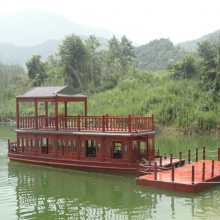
1, 124, 220, 220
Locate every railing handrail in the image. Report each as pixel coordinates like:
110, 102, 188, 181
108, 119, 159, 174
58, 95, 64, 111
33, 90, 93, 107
18, 115, 154, 132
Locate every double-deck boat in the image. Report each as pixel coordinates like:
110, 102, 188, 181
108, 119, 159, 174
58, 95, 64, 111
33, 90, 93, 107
8, 86, 157, 173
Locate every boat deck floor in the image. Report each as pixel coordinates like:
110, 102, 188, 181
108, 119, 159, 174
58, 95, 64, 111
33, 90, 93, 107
137, 160, 220, 192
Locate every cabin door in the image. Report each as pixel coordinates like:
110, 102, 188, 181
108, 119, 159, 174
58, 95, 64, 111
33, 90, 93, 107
42, 138, 48, 154
146, 136, 155, 160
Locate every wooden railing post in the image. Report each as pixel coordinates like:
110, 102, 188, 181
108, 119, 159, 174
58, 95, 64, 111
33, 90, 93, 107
170, 154, 173, 166
203, 146, 206, 160
151, 114, 154, 129
179, 152, 182, 163
171, 165, 175, 182
77, 115, 81, 131
196, 148, 198, 162
160, 156, 162, 167
154, 162, 157, 181
188, 149, 191, 164
106, 114, 108, 131
211, 160, 214, 178
202, 162, 205, 181
102, 115, 105, 132
192, 166, 195, 185
128, 115, 131, 132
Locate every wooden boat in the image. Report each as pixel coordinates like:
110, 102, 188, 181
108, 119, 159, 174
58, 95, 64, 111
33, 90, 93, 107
8, 86, 159, 173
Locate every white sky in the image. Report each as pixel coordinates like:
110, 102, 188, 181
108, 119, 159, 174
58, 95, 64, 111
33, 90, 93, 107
0, 0, 219, 44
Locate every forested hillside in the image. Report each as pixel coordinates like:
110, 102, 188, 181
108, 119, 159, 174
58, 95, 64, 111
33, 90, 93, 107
135, 38, 184, 71
178, 29, 220, 50
1, 34, 220, 135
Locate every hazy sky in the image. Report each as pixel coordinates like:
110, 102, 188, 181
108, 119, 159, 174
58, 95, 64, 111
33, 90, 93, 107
0, 0, 219, 44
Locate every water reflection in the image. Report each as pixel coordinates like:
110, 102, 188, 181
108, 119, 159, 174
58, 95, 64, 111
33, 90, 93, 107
9, 161, 156, 219
8, 161, 220, 220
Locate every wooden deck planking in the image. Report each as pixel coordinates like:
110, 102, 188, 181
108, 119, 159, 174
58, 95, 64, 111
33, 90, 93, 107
137, 160, 220, 192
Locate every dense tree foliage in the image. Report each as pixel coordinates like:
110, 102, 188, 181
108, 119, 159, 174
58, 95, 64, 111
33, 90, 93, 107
170, 40, 220, 97
170, 54, 198, 80
135, 38, 184, 71
58, 34, 88, 93
26, 55, 46, 86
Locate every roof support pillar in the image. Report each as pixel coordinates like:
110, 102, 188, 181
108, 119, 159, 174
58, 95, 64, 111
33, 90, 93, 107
35, 99, 38, 129
55, 98, 58, 130
45, 101, 48, 128
84, 98, 87, 116
64, 102, 67, 129
16, 99, 19, 129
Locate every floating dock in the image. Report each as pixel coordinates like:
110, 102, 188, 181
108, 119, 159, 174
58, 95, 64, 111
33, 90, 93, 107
137, 160, 220, 192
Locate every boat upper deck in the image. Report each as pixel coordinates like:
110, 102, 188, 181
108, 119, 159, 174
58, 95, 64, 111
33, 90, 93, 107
18, 115, 154, 133
16, 86, 154, 133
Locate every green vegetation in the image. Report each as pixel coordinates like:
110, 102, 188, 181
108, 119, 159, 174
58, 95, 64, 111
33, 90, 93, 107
135, 38, 184, 71
1, 34, 220, 135
0, 63, 29, 121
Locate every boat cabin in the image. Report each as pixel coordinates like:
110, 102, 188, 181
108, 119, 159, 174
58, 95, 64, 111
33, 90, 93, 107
8, 86, 156, 173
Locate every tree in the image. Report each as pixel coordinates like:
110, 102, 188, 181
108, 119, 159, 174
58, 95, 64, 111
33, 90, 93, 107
26, 55, 46, 86
118, 35, 135, 74
107, 35, 135, 75
85, 35, 102, 91
197, 41, 220, 93
170, 54, 198, 80
59, 34, 89, 93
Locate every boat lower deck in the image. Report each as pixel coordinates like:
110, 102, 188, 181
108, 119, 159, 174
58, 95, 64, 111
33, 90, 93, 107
137, 160, 220, 192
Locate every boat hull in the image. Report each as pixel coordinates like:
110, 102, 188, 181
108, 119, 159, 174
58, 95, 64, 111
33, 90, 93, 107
8, 153, 137, 174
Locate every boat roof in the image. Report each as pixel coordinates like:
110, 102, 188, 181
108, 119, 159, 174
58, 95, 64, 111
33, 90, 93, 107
16, 86, 87, 98
15, 129, 156, 137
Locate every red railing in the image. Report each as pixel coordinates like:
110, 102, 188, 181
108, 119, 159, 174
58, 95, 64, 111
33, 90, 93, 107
18, 115, 154, 132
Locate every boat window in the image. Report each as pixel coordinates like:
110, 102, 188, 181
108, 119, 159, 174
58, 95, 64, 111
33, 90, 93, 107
32, 139, 35, 148
86, 140, 96, 157
81, 142, 85, 152
42, 138, 49, 154
113, 142, 122, 159
140, 141, 146, 154
42, 138, 47, 146
124, 144, 128, 156
58, 139, 65, 151
68, 140, 72, 152
97, 143, 102, 153
17, 138, 21, 147
23, 138, 27, 147
38, 139, 42, 148
48, 139, 54, 151
73, 140, 77, 152
132, 141, 137, 153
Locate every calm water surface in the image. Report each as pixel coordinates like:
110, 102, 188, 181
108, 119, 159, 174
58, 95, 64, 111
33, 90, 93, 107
1, 124, 220, 220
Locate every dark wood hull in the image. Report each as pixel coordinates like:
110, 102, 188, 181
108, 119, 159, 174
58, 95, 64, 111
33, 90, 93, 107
8, 153, 137, 174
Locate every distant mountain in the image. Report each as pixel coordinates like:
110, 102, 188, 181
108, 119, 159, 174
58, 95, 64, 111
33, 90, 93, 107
0, 37, 109, 66
0, 40, 61, 66
135, 38, 184, 71
0, 11, 117, 47
178, 29, 220, 50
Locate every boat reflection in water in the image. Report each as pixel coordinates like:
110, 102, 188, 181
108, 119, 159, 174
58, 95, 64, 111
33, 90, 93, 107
8, 161, 155, 219
8, 161, 220, 219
